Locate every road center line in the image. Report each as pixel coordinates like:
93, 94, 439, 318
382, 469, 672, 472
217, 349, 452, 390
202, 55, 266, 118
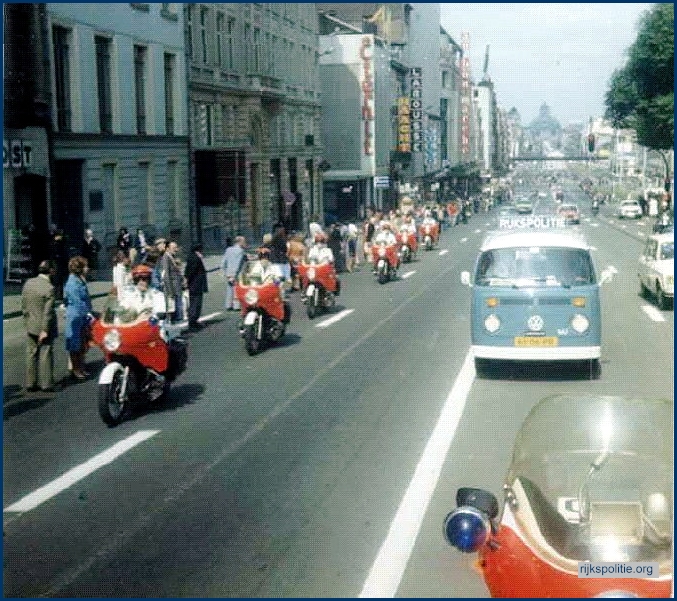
438, 249, 449, 256
315, 308, 354, 328
4, 430, 160, 513
359, 350, 475, 598
198, 311, 222, 322
641, 304, 666, 322
401, 270, 416, 279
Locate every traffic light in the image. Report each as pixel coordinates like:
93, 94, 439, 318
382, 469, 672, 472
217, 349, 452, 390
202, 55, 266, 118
587, 133, 595, 153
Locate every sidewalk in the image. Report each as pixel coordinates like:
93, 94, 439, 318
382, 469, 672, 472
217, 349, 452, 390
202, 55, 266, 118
3, 255, 224, 321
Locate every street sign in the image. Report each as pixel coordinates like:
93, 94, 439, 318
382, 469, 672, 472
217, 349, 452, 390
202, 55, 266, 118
374, 176, 390, 188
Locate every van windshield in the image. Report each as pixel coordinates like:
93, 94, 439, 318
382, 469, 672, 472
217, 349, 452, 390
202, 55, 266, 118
475, 247, 595, 287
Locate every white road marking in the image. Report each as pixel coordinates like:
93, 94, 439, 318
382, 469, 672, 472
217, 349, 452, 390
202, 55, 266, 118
401, 270, 416, 279
591, 222, 599, 227
4, 430, 160, 513
198, 311, 222, 322
460, 237, 468, 243
438, 249, 449, 256
315, 308, 354, 328
642, 304, 666, 322
359, 350, 475, 598
589, 246, 598, 251
474, 229, 482, 234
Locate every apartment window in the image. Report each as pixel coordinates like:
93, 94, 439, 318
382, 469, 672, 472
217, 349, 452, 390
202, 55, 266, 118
216, 11, 224, 67
198, 104, 212, 146
160, 3, 178, 21
95, 36, 113, 133
164, 53, 175, 135
271, 35, 278, 77
52, 25, 72, 132
186, 5, 193, 58
134, 45, 147, 134
244, 24, 251, 72
253, 27, 261, 73
200, 6, 209, 64
167, 160, 179, 219
227, 17, 235, 70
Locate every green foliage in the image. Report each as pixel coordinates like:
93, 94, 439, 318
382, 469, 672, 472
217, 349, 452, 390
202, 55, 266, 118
605, 4, 674, 150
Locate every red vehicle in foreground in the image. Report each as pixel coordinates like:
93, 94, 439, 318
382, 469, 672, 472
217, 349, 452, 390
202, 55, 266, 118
234, 267, 290, 355
396, 231, 418, 263
90, 295, 187, 426
371, 242, 400, 284
418, 222, 439, 250
444, 395, 672, 597
297, 261, 340, 318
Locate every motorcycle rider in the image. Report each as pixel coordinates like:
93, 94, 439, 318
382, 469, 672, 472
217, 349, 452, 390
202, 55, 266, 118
246, 247, 283, 285
119, 264, 164, 317
373, 222, 397, 246
307, 233, 335, 265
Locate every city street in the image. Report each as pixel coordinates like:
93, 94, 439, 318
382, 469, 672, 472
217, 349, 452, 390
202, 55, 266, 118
3, 179, 673, 597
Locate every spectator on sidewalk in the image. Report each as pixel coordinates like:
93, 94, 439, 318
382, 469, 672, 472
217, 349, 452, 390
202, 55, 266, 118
21, 260, 58, 393
64, 256, 92, 380
221, 236, 247, 311
185, 244, 208, 331
82, 228, 101, 280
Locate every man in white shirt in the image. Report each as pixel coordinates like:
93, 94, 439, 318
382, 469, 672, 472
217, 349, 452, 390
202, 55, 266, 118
307, 233, 335, 264
119, 264, 163, 316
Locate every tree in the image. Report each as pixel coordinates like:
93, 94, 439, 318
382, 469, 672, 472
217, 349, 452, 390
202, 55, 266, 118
605, 3, 674, 151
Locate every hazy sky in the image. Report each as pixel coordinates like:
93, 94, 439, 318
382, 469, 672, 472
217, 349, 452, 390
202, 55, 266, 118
440, 3, 654, 126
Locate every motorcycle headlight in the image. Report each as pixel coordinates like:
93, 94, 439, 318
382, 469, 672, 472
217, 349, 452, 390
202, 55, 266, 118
443, 507, 490, 553
484, 314, 501, 333
307, 267, 316, 281
378, 247, 387, 258
571, 314, 589, 333
244, 289, 259, 305
103, 329, 121, 352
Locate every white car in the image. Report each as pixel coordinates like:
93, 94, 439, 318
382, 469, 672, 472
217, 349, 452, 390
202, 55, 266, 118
638, 233, 674, 309
618, 199, 643, 219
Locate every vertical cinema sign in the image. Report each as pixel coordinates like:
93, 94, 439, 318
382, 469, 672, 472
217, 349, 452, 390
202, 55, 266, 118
397, 97, 411, 152
410, 67, 423, 152
460, 33, 471, 158
360, 35, 376, 174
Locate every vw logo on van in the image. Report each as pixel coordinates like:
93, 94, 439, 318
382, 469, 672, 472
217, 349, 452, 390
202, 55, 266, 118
527, 315, 544, 332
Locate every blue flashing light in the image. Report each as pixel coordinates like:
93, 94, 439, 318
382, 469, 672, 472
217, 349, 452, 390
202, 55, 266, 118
443, 507, 489, 553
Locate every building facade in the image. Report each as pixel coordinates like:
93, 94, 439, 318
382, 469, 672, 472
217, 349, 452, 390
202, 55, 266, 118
46, 2, 190, 258
187, 3, 324, 247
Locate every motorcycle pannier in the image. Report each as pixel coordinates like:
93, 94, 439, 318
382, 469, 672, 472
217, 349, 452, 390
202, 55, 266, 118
167, 338, 188, 380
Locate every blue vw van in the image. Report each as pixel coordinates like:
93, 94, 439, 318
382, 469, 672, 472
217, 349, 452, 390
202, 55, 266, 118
461, 226, 614, 379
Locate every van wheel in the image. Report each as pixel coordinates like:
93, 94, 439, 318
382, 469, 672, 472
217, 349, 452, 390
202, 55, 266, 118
656, 284, 670, 310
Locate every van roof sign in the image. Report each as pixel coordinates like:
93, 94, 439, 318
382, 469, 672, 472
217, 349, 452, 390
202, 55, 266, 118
499, 215, 566, 229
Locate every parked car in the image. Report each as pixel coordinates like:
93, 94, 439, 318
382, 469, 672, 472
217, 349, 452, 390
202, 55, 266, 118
557, 203, 580, 225
638, 232, 674, 309
617, 198, 643, 219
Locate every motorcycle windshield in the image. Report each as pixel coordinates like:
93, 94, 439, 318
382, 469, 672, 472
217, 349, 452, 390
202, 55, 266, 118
100, 295, 149, 325
505, 396, 673, 568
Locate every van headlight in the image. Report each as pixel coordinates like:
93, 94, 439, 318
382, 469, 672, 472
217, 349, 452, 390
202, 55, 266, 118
103, 329, 121, 352
244, 289, 259, 305
484, 314, 501, 333
571, 314, 589, 333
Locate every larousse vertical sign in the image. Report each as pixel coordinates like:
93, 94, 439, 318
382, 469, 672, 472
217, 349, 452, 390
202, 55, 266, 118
461, 33, 471, 158
410, 67, 423, 152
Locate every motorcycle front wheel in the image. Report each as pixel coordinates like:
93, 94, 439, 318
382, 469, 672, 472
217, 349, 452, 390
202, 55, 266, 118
307, 299, 318, 319
244, 324, 262, 355
98, 368, 134, 426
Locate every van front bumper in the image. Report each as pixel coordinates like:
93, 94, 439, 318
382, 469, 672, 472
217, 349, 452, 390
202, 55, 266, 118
472, 345, 600, 361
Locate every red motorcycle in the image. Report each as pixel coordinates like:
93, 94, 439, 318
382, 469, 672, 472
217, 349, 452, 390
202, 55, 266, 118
371, 242, 400, 284
90, 295, 187, 426
234, 271, 290, 355
396, 231, 418, 263
298, 261, 340, 319
444, 395, 672, 597
418, 222, 439, 250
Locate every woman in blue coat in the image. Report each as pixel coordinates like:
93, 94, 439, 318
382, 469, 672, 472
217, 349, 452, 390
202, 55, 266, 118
63, 256, 92, 379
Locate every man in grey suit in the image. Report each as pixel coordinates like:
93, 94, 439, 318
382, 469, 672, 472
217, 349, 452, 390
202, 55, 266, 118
21, 260, 58, 393
221, 236, 247, 311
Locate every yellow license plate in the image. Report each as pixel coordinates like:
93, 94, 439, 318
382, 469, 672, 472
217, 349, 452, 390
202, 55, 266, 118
514, 336, 558, 347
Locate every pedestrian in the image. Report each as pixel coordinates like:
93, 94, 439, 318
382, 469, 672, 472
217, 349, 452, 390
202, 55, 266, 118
112, 250, 132, 300
287, 232, 307, 290
346, 221, 359, 272
221, 236, 247, 310
63, 256, 92, 380
185, 244, 208, 331
116, 227, 132, 258
82, 228, 101, 280
363, 216, 376, 263
151, 237, 167, 290
270, 223, 291, 290
21, 259, 58, 392
50, 227, 68, 301
328, 224, 344, 272
159, 240, 183, 323
133, 228, 150, 265
309, 214, 324, 242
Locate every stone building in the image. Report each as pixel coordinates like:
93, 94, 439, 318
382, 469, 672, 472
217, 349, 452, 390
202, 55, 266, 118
187, 3, 324, 247
46, 3, 190, 259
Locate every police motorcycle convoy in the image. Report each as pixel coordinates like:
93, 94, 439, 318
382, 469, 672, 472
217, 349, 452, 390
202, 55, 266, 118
235, 247, 291, 355
444, 395, 673, 598
370, 222, 401, 284
90, 264, 188, 426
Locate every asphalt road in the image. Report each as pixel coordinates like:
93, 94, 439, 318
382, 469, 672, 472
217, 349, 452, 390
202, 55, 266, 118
3, 178, 673, 597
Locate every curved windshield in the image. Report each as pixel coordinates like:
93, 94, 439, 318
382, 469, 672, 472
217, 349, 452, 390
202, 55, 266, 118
506, 396, 673, 566
475, 247, 595, 287
101, 295, 149, 325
